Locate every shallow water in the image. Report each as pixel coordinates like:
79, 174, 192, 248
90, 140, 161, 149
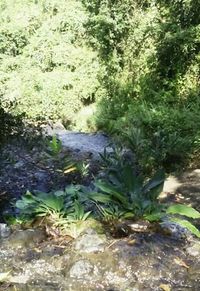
0, 228, 200, 291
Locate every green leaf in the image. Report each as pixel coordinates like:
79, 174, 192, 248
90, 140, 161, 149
166, 204, 200, 219
49, 135, 62, 155
144, 212, 164, 222
95, 181, 128, 205
122, 164, 135, 191
74, 200, 84, 219
15, 191, 36, 209
35, 193, 64, 212
123, 211, 135, 219
171, 218, 200, 238
82, 211, 91, 221
54, 190, 65, 197
65, 185, 81, 196
88, 192, 113, 203
143, 170, 165, 194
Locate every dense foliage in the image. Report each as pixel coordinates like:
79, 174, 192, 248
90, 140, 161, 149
83, 0, 200, 171
0, 0, 199, 170
0, 0, 101, 129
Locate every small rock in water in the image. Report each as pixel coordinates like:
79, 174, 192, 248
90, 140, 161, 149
0, 223, 11, 238
160, 221, 188, 239
74, 229, 106, 253
14, 160, 25, 169
69, 260, 97, 279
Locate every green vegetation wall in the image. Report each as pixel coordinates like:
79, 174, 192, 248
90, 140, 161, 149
0, 0, 199, 170
0, 0, 101, 129
83, 0, 200, 171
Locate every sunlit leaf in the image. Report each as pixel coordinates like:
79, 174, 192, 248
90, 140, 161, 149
167, 204, 200, 219
88, 192, 113, 203
64, 166, 77, 174
159, 284, 171, 291
144, 212, 164, 222
174, 257, 189, 269
95, 181, 128, 205
171, 218, 200, 238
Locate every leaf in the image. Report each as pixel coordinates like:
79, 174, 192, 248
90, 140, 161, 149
49, 135, 62, 155
74, 200, 84, 219
166, 204, 200, 219
144, 212, 164, 222
15, 191, 36, 209
36, 194, 64, 212
159, 284, 171, 291
122, 164, 135, 191
64, 166, 77, 174
82, 211, 91, 221
143, 170, 165, 195
65, 185, 81, 196
95, 181, 128, 205
123, 211, 135, 219
129, 175, 144, 201
54, 190, 65, 197
171, 218, 200, 238
88, 192, 113, 203
174, 257, 189, 269
147, 183, 164, 201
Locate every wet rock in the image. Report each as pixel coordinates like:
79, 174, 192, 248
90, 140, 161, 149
9, 273, 30, 284
14, 160, 25, 169
188, 261, 200, 282
186, 241, 200, 257
69, 259, 97, 279
34, 170, 48, 182
8, 229, 46, 248
160, 220, 189, 239
74, 229, 106, 253
33, 170, 49, 192
105, 271, 136, 290
0, 223, 11, 238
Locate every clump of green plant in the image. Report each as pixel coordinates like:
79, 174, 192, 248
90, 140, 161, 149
90, 167, 166, 220
47, 135, 62, 156
75, 161, 90, 178
89, 147, 200, 237
12, 185, 92, 238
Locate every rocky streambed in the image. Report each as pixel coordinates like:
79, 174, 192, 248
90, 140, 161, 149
0, 129, 200, 290
0, 224, 200, 291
